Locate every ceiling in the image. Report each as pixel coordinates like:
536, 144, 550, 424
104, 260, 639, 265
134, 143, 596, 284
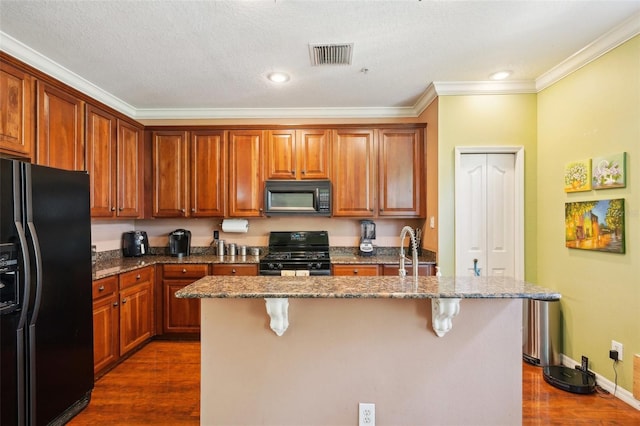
1, 1, 639, 119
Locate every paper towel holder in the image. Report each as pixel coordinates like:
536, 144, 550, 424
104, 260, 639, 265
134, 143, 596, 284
220, 219, 249, 233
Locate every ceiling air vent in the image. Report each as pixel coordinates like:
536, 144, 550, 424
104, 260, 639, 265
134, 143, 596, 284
308, 43, 353, 66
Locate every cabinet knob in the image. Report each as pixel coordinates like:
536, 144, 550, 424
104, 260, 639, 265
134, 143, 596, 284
122, 298, 127, 304
231, 269, 236, 274
111, 207, 116, 211
191, 208, 196, 213
301, 170, 306, 174
98, 285, 105, 291
380, 208, 384, 212
182, 268, 187, 273
291, 170, 295, 175
136, 274, 141, 280
181, 208, 186, 213
113, 301, 119, 307
353, 269, 358, 274
119, 207, 124, 211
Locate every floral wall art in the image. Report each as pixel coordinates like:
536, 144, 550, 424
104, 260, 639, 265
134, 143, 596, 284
565, 198, 625, 253
564, 159, 591, 192
592, 152, 626, 189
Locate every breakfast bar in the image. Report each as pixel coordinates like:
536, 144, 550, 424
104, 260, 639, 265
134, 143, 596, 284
177, 276, 559, 425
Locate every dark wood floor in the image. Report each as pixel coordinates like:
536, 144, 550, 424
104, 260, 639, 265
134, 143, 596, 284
70, 340, 640, 425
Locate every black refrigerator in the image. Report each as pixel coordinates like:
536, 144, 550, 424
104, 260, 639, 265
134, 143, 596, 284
1, 159, 94, 425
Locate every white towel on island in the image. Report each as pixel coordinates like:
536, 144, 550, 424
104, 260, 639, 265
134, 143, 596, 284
295, 270, 310, 277
280, 270, 296, 276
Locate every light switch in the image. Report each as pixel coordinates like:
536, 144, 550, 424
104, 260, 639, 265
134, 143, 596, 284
430, 216, 435, 229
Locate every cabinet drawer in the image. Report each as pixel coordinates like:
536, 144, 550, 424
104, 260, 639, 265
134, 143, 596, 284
119, 266, 154, 290
92, 275, 118, 300
381, 264, 435, 276
212, 264, 258, 276
332, 264, 379, 276
162, 264, 209, 279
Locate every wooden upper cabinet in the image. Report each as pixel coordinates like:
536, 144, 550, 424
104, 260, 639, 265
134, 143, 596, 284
36, 81, 85, 171
0, 61, 34, 159
86, 105, 117, 216
190, 130, 226, 217
116, 120, 144, 218
86, 106, 143, 218
331, 128, 376, 217
378, 128, 424, 217
228, 130, 264, 217
266, 129, 330, 180
152, 131, 189, 217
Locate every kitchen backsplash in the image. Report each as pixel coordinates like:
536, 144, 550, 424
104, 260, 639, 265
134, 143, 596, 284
91, 217, 425, 253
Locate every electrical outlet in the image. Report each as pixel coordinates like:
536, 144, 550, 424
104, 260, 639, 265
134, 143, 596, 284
358, 403, 375, 426
611, 340, 624, 361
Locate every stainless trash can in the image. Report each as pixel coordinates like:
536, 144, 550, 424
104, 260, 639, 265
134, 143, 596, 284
523, 298, 561, 366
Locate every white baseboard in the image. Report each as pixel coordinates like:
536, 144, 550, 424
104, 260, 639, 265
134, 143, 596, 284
561, 354, 640, 411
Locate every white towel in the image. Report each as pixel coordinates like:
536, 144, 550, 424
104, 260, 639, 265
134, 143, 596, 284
280, 270, 296, 276
295, 270, 310, 277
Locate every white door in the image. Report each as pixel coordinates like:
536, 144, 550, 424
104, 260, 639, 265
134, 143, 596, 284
455, 152, 520, 278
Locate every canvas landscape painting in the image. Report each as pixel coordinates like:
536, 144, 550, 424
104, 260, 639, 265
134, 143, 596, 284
592, 152, 626, 189
565, 199, 625, 253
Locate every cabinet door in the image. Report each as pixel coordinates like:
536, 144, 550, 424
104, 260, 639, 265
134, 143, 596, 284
331, 129, 376, 217
116, 120, 143, 218
119, 281, 153, 356
163, 280, 201, 333
266, 129, 296, 179
297, 129, 330, 179
378, 128, 424, 217
152, 131, 189, 217
36, 81, 85, 171
0, 61, 34, 159
332, 264, 379, 276
86, 105, 117, 217
229, 130, 264, 217
190, 130, 226, 217
119, 267, 154, 356
92, 276, 119, 375
212, 264, 258, 276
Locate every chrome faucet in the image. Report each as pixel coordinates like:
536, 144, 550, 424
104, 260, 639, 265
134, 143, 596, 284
399, 226, 419, 280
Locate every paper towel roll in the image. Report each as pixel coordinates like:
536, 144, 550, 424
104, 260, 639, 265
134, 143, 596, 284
221, 219, 249, 233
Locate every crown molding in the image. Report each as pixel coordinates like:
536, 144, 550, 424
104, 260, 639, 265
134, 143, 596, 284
3, 10, 639, 120
0, 31, 137, 117
536, 11, 640, 91
134, 106, 419, 120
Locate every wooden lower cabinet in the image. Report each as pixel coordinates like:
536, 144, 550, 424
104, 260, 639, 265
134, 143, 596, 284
162, 264, 209, 335
381, 264, 435, 276
212, 264, 258, 276
92, 275, 119, 376
119, 266, 154, 356
332, 264, 379, 276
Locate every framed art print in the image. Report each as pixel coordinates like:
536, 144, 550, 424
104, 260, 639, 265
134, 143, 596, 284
564, 159, 592, 192
592, 152, 626, 189
565, 198, 625, 253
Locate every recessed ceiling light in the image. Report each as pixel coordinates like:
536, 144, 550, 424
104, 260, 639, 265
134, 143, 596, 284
489, 70, 512, 80
267, 72, 290, 83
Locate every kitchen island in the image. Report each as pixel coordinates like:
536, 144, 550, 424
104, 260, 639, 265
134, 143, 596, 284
176, 275, 559, 426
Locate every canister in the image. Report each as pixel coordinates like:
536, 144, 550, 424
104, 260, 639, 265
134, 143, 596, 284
227, 243, 237, 256
217, 239, 225, 256
239, 245, 247, 256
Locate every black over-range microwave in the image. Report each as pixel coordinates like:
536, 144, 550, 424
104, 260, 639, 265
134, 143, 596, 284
264, 180, 332, 216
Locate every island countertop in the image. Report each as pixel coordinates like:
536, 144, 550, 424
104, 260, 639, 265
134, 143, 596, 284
175, 275, 560, 300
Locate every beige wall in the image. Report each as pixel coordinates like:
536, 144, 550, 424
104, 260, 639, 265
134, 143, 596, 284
435, 94, 538, 280
536, 35, 639, 392
201, 298, 522, 425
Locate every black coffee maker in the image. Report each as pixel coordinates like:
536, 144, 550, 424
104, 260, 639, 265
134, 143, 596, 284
169, 229, 191, 257
359, 220, 376, 256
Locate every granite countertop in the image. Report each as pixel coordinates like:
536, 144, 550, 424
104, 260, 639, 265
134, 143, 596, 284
175, 275, 561, 300
92, 254, 261, 280
92, 249, 437, 280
